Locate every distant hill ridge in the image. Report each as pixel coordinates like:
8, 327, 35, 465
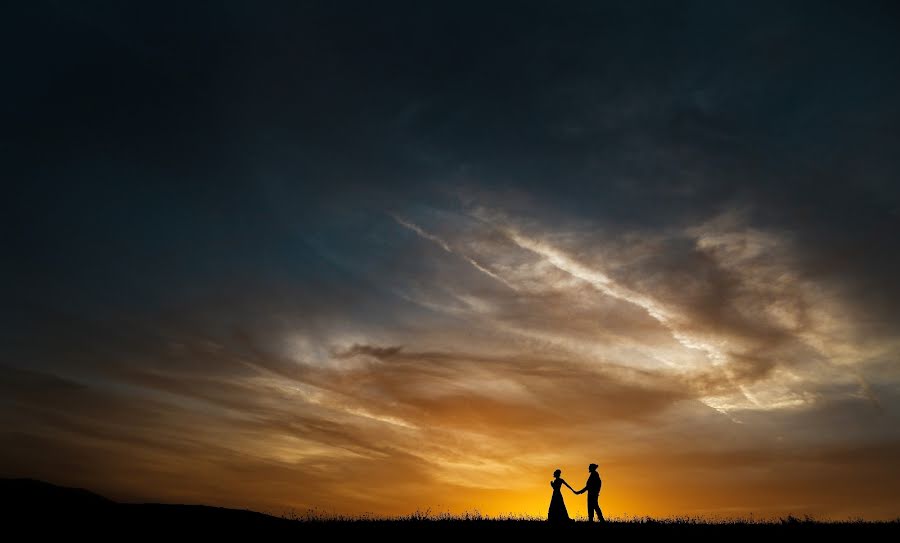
1, 478, 113, 508
0, 478, 292, 533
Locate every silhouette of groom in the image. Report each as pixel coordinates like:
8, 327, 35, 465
575, 463, 603, 522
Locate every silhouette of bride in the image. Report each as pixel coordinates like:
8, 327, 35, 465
548, 469, 576, 522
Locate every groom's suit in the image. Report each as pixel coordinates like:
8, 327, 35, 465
583, 471, 602, 521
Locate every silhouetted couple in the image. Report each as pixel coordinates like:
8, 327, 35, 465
548, 464, 603, 523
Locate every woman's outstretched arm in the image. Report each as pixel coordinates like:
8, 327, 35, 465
561, 479, 577, 493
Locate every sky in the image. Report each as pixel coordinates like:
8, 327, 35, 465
3, 0, 900, 520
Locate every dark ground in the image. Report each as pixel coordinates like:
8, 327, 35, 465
2, 479, 897, 539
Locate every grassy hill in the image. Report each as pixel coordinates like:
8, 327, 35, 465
2, 478, 897, 538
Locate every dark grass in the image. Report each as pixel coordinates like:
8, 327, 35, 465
283, 507, 898, 525
3, 479, 898, 538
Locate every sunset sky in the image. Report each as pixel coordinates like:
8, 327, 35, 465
3, 1, 900, 520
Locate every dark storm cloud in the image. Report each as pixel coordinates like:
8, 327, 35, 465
6, 1, 900, 299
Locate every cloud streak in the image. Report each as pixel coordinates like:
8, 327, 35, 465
393, 214, 519, 290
